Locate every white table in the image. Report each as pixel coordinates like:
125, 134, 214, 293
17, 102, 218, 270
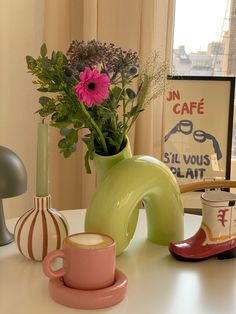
1, 209, 236, 314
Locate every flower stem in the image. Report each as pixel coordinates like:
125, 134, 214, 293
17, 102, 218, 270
80, 103, 108, 155
121, 77, 127, 141
64, 87, 108, 155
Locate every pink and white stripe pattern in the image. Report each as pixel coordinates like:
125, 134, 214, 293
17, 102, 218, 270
14, 195, 69, 261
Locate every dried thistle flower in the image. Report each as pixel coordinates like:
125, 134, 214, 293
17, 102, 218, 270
67, 40, 139, 75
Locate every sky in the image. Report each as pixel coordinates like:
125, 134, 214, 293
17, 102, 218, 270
174, 0, 230, 53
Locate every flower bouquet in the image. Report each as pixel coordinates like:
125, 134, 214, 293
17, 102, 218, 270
26, 40, 166, 172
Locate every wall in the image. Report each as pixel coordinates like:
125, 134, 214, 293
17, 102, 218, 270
0, 1, 44, 218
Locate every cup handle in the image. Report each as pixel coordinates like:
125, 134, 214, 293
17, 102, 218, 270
42, 250, 66, 279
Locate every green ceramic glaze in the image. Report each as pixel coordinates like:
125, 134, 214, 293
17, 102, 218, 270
93, 138, 132, 179
85, 145, 184, 256
92, 138, 140, 248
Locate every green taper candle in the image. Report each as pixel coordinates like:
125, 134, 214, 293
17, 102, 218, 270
36, 122, 49, 197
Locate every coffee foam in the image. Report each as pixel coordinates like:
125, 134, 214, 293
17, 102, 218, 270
67, 233, 113, 249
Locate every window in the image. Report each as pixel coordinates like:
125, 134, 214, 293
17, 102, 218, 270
171, 0, 236, 175
170, 0, 236, 209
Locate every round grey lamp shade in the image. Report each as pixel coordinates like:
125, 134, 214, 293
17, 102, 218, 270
0, 146, 27, 245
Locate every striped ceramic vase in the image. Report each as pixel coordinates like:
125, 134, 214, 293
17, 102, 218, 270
14, 195, 69, 261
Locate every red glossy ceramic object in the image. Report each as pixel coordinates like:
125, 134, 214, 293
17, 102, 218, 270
169, 190, 236, 261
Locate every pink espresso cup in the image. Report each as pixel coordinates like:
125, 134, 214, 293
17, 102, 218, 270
42, 232, 116, 290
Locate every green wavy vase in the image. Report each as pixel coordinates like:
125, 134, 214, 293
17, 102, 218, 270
85, 139, 184, 255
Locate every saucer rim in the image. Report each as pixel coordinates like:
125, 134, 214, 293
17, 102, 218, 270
48, 268, 128, 309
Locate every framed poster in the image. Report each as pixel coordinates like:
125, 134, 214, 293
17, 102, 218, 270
163, 76, 235, 184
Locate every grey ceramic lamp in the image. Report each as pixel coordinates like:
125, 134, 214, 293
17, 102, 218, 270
0, 146, 27, 246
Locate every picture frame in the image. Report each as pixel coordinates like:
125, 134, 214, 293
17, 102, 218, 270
162, 76, 235, 184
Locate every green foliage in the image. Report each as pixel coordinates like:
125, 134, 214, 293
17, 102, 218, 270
58, 128, 78, 158
40, 43, 47, 57
126, 88, 136, 99
27, 42, 167, 173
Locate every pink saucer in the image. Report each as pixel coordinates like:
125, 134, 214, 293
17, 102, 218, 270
48, 269, 128, 309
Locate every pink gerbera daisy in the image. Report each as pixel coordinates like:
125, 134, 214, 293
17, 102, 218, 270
74, 67, 110, 107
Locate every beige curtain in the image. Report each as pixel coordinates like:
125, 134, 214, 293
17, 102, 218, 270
0, 0, 44, 218
1, 0, 174, 218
